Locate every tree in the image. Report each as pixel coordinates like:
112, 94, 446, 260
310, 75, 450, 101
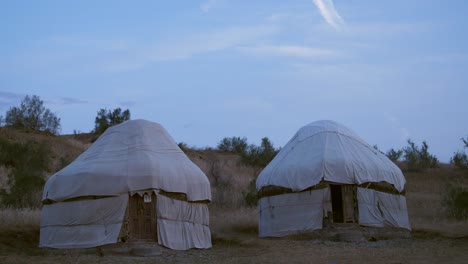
403, 139, 438, 171
4, 95, 61, 134
241, 137, 279, 168
93, 107, 131, 134
217, 136, 248, 154
462, 137, 468, 148
386, 148, 403, 162
451, 137, 468, 169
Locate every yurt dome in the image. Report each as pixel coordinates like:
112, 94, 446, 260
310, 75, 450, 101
40, 119, 212, 250
256, 120, 410, 237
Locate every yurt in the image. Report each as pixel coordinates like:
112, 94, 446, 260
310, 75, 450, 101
256, 120, 410, 237
40, 119, 211, 250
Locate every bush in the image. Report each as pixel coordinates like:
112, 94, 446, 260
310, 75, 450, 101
402, 139, 438, 171
94, 108, 130, 134
178, 142, 189, 152
0, 138, 49, 208
241, 137, 278, 168
242, 179, 258, 207
4, 95, 61, 135
451, 151, 468, 169
463, 137, 468, 148
444, 185, 468, 220
217, 136, 248, 154
451, 137, 468, 169
386, 148, 403, 162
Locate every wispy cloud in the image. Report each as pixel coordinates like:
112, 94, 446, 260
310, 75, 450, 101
384, 112, 410, 141
0, 91, 24, 109
60, 97, 88, 104
238, 45, 337, 59
201, 0, 221, 13
120, 101, 136, 107
46, 97, 88, 105
0, 91, 24, 101
312, 0, 345, 30
100, 25, 279, 72
150, 26, 278, 61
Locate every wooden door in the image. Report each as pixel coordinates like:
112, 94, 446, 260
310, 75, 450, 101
342, 185, 356, 223
128, 193, 157, 241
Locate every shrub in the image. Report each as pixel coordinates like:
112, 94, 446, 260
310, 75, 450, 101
451, 137, 468, 169
4, 95, 61, 135
242, 179, 258, 207
241, 137, 278, 168
0, 138, 49, 208
94, 107, 130, 134
402, 139, 438, 171
444, 185, 468, 220
217, 136, 248, 154
451, 151, 468, 169
463, 137, 468, 148
178, 142, 189, 152
386, 148, 403, 162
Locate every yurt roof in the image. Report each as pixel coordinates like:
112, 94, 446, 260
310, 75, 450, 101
42, 119, 211, 202
256, 120, 406, 192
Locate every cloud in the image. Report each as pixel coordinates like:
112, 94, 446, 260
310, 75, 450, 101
150, 25, 278, 61
384, 112, 410, 141
120, 101, 137, 107
312, 0, 345, 30
60, 97, 88, 104
0, 91, 24, 101
0, 91, 24, 109
238, 45, 337, 59
201, 0, 221, 13
45, 97, 88, 105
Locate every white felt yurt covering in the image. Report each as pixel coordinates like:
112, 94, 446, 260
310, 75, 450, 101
40, 119, 212, 250
256, 120, 410, 237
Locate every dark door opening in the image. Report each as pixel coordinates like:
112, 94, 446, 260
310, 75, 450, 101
330, 184, 344, 223
128, 193, 157, 241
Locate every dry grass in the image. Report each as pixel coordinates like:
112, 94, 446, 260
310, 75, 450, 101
405, 165, 468, 237
210, 207, 257, 238
1, 128, 468, 263
0, 208, 41, 232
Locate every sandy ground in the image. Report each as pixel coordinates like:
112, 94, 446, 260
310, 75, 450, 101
1, 228, 467, 264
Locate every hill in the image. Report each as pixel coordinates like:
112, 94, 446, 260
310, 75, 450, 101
0, 127, 467, 263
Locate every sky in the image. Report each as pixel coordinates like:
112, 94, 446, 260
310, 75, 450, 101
1, 0, 467, 162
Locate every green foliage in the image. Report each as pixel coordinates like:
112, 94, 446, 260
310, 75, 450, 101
451, 151, 468, 169
451, 137, 468, 169
444, 185, 468, 220
217, 136, 279, 206
217, 136, 248, 154
386, 148, 403, 162
178, 142, 188, 152
402, 139, 438, 171
4, 95, 61, 135
94, 107, 131, 134
242, 179, 258, 207
0, 138, 49, 208
462, 137, 468, 148
241, 137, 279, 168
59, 157, 72, 170
240, 137, 279, 206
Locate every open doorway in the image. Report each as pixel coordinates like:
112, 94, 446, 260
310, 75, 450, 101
330, 184, 344, 223
330, 184, 356, 224
128, 193, 157, 241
